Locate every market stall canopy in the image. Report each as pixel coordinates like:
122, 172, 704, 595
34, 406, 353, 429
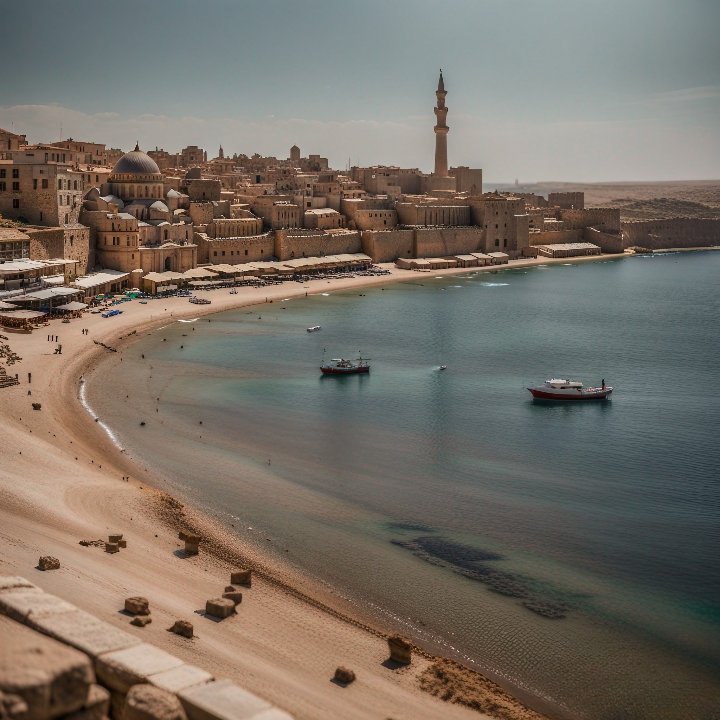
0, 309, 47, 320
72, 270, 130, 290
182, 267, 218, 279
55, 301, 88, 311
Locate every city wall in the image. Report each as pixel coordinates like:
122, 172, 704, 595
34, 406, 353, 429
584, 227, 624, 253
274, 229, 361, 261
621, 218, 720, 249
559, 208, 621, 232
27, 226, 91, 275
414, 226, 483, 257
196, 232, 274, 264
361, 229, 415, 263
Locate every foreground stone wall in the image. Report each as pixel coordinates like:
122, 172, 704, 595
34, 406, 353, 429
0, 575, 293, 720
529, 229, 583, 246
361, 229, 415, 263
195, 232, 274, 264
621, 218, 720, 249
584, 227, 624, 253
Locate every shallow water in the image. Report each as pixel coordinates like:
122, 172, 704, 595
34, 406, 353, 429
90, 253, 720, 719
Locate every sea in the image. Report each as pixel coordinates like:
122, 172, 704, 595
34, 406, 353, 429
88, 251, 720, 720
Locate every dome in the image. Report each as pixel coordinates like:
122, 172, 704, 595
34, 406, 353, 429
112, 143, 161, 176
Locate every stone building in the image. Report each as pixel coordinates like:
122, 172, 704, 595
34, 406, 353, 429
53, 138, 108, 166
0, 128, 27, 152
79, 145, 196, 274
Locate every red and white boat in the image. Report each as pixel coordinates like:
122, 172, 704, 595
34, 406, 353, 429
528, 378, 612, 401
320, 354, 370, 375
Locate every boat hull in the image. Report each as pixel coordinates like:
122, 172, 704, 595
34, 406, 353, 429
528, 388, 612, 401
320, 366, 370, 375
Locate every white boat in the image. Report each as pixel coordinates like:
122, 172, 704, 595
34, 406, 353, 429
528, 378, 612, 401
307, 325, 322, 332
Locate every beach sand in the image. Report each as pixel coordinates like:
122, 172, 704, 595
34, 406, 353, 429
0, 256, 616, 719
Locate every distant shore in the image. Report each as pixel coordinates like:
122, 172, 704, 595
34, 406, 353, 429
0, 249, 679, 720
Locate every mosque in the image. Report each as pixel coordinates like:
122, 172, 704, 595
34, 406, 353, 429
79, 144, 196, 275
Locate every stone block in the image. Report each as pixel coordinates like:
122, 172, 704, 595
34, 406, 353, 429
119, 539, 128, 548
0, 590, 76, 624
61, 684, 110, 720
105, 543, 119, 554
387, 634, 412, 665
230, 570, 252, 588
108, 534, 123, 544
124, 684, 187, 720
178, 531, 201, 544
184, 542, 199, 556
333, 667, 355, 684
178, 679, 285, 720
0, 615, 94, 719
223, 586, 235, 593
96, 643, 184, 694
0, 576, 40, 595
131, 616, 152, 628
169, 621, 193, 639
31, 609, 141, 659
204, 599, 234, 619
125, 597, 150, 615
148, 665, 213, 694
221, 592, 242, 606
38, 556, 60, 571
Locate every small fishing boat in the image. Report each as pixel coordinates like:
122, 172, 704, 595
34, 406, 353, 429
307, 325, 322, 332
439, 365, 447, 371
528, 378, 613, 401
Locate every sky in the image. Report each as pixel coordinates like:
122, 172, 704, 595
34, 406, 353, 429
1, 0, 718, 182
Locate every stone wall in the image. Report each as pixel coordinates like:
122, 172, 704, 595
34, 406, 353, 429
353, 209, 398, 231
559, 208, 620, 233
528, 229, 583, 246
195, 232, 274, 264
396, 203, 470, 227
621, 218, 720, 249
188, 202, 215, 226
361, 229, 415, 263
414, 226, 484, 257
27, 227, 64, 260
274, 229, 361, 261
206, 218, 263, 238
187, 179, 222, 202
584, 227, 624, 254
548, 191, 584, 210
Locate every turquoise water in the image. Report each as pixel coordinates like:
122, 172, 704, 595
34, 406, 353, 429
91, 253, 720, 719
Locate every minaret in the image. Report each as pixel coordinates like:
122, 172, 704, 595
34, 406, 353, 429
219, 145, 224, 159
433, 70, 449, 177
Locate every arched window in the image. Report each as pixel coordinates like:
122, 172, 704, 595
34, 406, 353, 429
73, 180, 78, 190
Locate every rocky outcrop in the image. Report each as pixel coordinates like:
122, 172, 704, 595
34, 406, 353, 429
38, 556, 60, 571
124, 598, 150, 616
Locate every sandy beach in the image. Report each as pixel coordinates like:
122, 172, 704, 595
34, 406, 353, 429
0, 254, 627, 720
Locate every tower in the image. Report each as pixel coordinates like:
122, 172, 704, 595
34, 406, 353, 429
219, 145, 224, 159
433, 70, 449, 177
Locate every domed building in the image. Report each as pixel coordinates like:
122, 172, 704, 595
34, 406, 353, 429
80, 144, 196, 278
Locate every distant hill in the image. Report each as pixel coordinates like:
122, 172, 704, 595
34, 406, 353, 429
486, 180, 720, 220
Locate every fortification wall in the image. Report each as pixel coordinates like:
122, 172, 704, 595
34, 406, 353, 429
584, 227, 623, 253
621, 218, 720, 249
414, 226, 483, 257
274, 230, 361, 261
549, 191, 584, 210
188, 202, 214, 226
559, 208, 620, 232
195, 232, 274, 264
529, 229, 583, 246
361, 229, 414, 263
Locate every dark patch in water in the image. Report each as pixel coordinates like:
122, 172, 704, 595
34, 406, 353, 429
392, 535, 585, 619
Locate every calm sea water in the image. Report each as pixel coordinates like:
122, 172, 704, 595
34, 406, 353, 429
90, 252, 720, 719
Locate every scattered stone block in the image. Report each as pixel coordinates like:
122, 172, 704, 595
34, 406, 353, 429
178, 679, 292, 720
204, 598, 235, 619
125, 597, 150, 615
105, 543, 119, 554
0, 590, 76, 624
130, 616, 152, 628
31, 609, 141, 659
31, 403, 41, 411
0, 615, 94, 719
38, 556, 60, 571
118, 539, 128, 548
96, 643, 183, 694
148, 665, 213, 694
221, 592, 242, 606
178, 531, 201, 556
333, 666, 356, 684
230, 569, 252, 588
387, 634, 412, 665
108, 534, 123, 544
223, 586, 235, 593
124, 684, 187, 720
168, 621, 193, 639
61, 684, 110, 720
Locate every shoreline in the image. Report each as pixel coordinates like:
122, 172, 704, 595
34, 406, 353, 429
0, 249, 674, 719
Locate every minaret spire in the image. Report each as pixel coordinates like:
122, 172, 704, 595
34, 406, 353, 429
433, 69, 449, 177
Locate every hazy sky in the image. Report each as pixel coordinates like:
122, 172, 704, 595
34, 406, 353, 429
1, 0, 718, 181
